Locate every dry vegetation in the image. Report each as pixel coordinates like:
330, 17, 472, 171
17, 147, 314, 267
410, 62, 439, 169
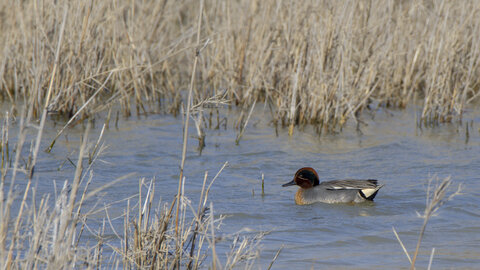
0, 107, 264, 269
0, 2, 267, 267
1, 0, 479, 135
1, 1, 471, 268
393, 176, 462, 270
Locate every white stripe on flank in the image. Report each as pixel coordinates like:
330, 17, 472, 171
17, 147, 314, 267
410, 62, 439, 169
330, 186, 357, 190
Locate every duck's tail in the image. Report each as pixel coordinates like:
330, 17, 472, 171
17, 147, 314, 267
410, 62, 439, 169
359, 184, 384, 201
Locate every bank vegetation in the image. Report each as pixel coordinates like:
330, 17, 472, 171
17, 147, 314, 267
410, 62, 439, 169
0, 0, 479, 135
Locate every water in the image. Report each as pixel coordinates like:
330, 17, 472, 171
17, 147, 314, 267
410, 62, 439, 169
8, 106, 480, 269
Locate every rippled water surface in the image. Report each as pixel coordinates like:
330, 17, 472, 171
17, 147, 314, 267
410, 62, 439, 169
17, 107, 480, 269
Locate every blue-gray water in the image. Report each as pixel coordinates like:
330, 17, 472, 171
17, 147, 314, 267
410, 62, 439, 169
11, 107, 480, 269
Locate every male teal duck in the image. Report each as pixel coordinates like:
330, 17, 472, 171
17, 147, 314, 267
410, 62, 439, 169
282, 167, 383, 205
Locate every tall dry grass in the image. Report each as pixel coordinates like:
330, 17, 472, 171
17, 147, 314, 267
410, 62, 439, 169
0, 107, 264, 269
0, 1, 266, 265
1, 0, 479, 135
118, 171, 264, 269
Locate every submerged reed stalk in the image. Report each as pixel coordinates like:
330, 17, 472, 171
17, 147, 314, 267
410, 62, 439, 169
261, 174, 265, 196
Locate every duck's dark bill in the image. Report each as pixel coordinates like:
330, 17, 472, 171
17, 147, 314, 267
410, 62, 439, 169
282, 180, 296, 187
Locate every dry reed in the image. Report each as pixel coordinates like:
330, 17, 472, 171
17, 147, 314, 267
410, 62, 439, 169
1, 0, 268, 267
0, 105, 111, 269
0, 103, 263, 269
116, 166, 264, 269
1, 0, 479, 136
393, 176, 462, 270
0, 0, 477, 267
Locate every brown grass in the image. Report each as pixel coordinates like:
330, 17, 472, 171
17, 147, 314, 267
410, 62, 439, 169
0, 0, 267, 262
0, 0, 264, 259
0, 105, 264, 269
1, 0, 479, 136
0, 2, 477, 267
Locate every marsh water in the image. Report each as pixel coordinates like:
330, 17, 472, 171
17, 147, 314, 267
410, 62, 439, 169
11, 106, 480, 269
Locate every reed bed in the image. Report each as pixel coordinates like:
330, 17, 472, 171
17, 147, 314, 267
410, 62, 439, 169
1, 0, 479, 135
0, 1, 266, 263
0, 108, 264, 269
118, 174, 264, 270
1, 1, 267, 267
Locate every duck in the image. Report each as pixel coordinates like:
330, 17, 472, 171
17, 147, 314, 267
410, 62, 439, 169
282, 167, 383, 205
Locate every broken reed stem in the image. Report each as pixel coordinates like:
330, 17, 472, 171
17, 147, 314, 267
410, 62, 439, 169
410, 176, 461, 269
0, 109, 24, 259
288, 50, 303, 136
52, 122, 89, 263
235, 98, 256, 145
175, 0, 204, 259
1, 112, 9, 176
204, 162, 228, 207
410, 218, 428, 269
5, 6, 68, 268
5, 175, 31, 270
47, 71, 114, 153
209, 202, 219, 269
392, 226, 412, 264
261, 173, 265, 196
89, 124, 106, 164
393, 176, 461, 270
187, 171, 208, 270
427, 248, 435, 270
32, 3, 68, 169
267, 245, 284, 270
